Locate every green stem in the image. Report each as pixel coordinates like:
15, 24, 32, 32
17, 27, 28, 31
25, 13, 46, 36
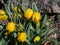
35, 43, 36, 45
15, 41, 17, 45
15, 38, 17, 45
6, 39, 10, 45
22, 43, 23, 45
36, 22, 37, 34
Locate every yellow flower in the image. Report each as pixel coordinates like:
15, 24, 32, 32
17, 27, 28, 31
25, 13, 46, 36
24, 8, 33, 19
13, 6, 21, 13
32, 12, 41, 22
18, 32, 27, 42
0, 10, 5, 14
0, 10, 8, 21
6, 22, 15, 32
0, 14, 8, 21
34, 36, 40, 43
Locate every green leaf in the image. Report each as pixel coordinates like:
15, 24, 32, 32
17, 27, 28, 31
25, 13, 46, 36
26, 39, 30, 45
46, 29, 54, 36
0, 29, 4, 37
4, 0, 13, 21
41, 12, 46, 21
27, 23, 36, 41
21, 0, 26, 12
0, 41, 2, 45
29, 23, 35, 31
6, 39, 11, 45
41, 29, 48, 36
0, 38, 6, 45
33, 3, 38, 12
36, 28, 40, 34
42, 15, 49, 28
13, 33, 17, 38
10, 0, 14, 10
18, 23, 24, 31
32, 2, 38, 12
0, 25, 3, 30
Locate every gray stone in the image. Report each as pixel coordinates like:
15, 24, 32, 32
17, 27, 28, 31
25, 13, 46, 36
33, 0, 60, 13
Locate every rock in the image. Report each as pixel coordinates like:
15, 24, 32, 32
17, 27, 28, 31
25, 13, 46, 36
33, 0, 60, 13
44, 41, 53, 45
